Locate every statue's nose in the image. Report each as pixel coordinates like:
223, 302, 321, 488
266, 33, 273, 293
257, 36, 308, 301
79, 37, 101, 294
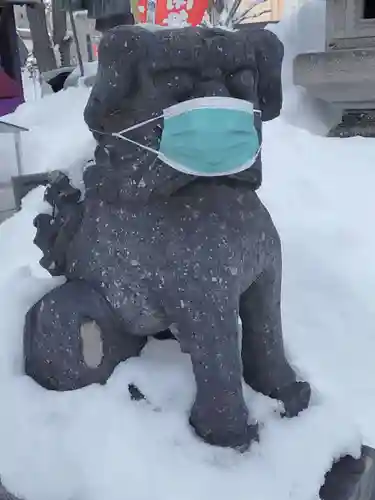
189, 68, 233, 98
201, 67, 223, 81
189, 69, 228, 98
201, 81, 231, 97
193, 80, 231, 98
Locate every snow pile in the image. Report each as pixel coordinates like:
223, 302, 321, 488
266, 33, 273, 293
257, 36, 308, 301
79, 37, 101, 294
1, 115, 375, 500
63, 62, 99, 90
0, 85, 94, 182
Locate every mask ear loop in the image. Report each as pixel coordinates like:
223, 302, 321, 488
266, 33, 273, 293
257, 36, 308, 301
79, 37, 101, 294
113, 132, 162, 157
90, 114, 164, 157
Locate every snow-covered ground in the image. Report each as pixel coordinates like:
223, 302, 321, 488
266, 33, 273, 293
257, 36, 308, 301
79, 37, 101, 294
1, 1, 375, 500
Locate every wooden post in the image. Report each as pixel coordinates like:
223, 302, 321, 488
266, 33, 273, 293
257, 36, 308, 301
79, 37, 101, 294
207, 0, 224, 25
270, 0, 283, 21
86, 33, 93, 62
14, 131, 23, 177
26, 1, 57, 73
67, 0, 84, 76
52, 0, 72, 67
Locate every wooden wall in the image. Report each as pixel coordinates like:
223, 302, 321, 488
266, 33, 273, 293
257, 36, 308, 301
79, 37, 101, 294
239, 0, 284, 23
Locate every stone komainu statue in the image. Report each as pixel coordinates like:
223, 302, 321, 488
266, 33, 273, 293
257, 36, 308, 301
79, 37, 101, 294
24, 25, 311, 451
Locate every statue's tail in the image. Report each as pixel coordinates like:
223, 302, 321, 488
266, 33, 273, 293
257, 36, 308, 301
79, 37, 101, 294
33, 171, 83, 276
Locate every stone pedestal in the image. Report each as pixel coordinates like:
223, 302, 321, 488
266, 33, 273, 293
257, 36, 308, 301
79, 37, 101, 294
294, 49, 375, 111
321, 446, 375, 500
328, 110, 375, 137
293, 0, 375, 137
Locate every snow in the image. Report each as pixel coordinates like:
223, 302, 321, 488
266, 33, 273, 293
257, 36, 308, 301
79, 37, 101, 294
1, 2, 375, 500
63, 61, 99, 90
2, 111, 374, 500
0, 76, 93, 182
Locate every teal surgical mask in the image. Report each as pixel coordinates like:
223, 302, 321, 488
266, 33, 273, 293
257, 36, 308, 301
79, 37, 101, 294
111, 96, 261, 177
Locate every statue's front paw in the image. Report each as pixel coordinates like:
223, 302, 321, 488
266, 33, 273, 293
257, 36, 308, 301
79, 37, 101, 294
270, 380, 311, 418
33, 190, 83, 276
33, 213, 63, 275
44, 171, 81, 210
189, 403, 258, 452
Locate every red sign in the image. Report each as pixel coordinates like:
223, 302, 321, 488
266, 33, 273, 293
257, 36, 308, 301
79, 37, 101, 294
136, 0, 208, 26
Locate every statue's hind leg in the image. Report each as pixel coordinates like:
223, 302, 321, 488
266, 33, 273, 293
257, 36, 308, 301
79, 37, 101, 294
240, 258, 311, 418
165, 285, 258, 451
24, 281, 146, 391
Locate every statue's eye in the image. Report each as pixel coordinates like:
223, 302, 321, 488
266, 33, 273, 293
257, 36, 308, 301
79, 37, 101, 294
152, 70, 195, 100
226, 69, 257, 101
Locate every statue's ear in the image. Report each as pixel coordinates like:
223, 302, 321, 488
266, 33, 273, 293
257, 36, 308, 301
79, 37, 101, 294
84, 26, 144, 127
246, 29, 284, 122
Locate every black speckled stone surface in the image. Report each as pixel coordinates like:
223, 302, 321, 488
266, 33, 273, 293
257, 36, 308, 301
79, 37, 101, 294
320, 446, 375, 500
24, 25, 311, 450
0, 481, 22, 500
